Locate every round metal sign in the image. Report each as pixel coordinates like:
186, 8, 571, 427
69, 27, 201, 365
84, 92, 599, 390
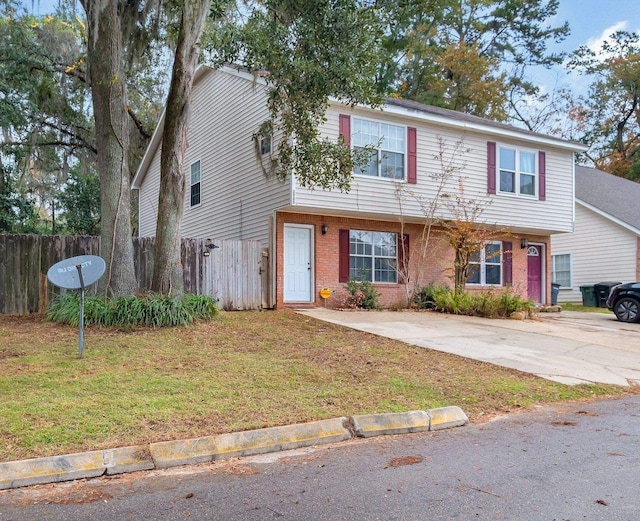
47, 255, 106, 289
319, 288, 332, 299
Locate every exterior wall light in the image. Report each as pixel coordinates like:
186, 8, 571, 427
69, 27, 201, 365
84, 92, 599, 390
203, 243, 219, 256
520, 238, 529, 249
321, 223, 329, 235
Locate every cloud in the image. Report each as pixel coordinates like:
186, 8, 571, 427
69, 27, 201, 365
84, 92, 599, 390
586, 21, 628, 52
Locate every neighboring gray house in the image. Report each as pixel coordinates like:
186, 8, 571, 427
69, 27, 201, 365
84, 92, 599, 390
551, 166, 640, 303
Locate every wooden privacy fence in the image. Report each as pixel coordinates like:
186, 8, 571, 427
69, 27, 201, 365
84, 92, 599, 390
0, 234, 267, 314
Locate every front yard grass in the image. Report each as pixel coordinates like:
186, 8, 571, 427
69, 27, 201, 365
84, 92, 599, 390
561, 302, 614, 314
0, 310, 631, 463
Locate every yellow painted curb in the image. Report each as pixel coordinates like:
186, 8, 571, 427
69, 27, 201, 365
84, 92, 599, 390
104, 445, 154, 475
214, 417, 351, 459
150, 436, 218, 469
429, 406, 469, 431
351, 411, 430, 438
0, 451, 105, 490
0, 409, 467, 489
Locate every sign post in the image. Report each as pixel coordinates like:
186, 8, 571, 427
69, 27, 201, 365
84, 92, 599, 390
76, 264, 86, 358
47, 255, 106, 359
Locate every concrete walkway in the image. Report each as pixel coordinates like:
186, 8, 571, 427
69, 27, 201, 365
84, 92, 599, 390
298, 309, 640, 387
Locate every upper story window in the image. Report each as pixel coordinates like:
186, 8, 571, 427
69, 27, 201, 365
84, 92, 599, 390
259, 133, 272, 156
190, 160, 201, 207
498, 146, 537, 197
352, 118, 406, 180
349, 229, 398, 283
468, 242, 502, 285
552, 253, 572, 288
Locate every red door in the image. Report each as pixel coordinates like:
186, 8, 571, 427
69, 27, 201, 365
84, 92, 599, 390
527, 245, 542, 303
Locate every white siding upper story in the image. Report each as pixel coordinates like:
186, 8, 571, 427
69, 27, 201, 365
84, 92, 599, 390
134, 66, 290, 244
292, 103, 581, 235
551, 202, 639, 303
134, 65, 585, 240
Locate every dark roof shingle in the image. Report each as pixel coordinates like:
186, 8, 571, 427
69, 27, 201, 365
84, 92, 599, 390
384, 97, 584, 146
575, 165, 640, 231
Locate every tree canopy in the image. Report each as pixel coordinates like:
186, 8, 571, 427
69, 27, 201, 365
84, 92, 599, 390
0, 0, 165, 236
205, 0, 385, 191
568, 30, 640, 181
375, 0, 569, 121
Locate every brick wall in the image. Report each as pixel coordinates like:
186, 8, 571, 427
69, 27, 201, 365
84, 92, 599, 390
276, 211, 551, 308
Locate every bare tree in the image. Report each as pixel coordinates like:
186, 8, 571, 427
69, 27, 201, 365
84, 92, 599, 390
440, 178, 506, 293
394, 137, 468, 305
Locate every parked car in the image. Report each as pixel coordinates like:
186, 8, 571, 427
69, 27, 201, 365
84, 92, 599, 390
606, 282, 640, 323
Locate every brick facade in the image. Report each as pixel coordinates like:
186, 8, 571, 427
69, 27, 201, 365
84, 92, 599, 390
276, 211, 551, 309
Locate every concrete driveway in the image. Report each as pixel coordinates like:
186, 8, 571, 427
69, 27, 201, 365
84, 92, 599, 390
298, 309, 640, 386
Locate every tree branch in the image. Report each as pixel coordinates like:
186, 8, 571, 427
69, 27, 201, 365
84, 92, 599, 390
127, 107, 152, 140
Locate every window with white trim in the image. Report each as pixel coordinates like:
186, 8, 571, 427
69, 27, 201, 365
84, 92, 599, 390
468, 242, 502, 285
498, 146, 537, 196
190, 160, 201, 207
352, 118, 405, 180
349, 230, 397, 283
259, 133, 272, 155
552, 253, 572, 288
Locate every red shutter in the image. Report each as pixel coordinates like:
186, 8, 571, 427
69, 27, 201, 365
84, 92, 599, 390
339, 114, 351, 148
398, 234, 410, 283
407, 127, 417, 184
339, 229, 350, 283
487, 142, 496, 194
538, 151, 546, 201
503, 241, 512, 285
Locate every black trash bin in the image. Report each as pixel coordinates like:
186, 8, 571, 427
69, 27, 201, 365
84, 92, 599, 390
551, 282, 561, 306
594, 281, 622, 308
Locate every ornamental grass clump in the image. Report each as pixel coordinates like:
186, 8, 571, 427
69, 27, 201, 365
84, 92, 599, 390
427, 287, 533, 318
46, 292, 218, 327
413, 283, 451, 309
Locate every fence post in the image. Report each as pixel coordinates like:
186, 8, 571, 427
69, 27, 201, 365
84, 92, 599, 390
38, 273, 48, 314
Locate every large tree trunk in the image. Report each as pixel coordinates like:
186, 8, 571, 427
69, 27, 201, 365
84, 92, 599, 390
82, 0, 138, 296
151, 0, 211, 296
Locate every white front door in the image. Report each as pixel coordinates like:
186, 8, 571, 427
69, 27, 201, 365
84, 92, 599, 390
284, 225, 313, 302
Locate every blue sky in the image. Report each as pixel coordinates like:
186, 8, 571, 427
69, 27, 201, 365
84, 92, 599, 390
532, 0, 640, 97
554, 0, 640, 53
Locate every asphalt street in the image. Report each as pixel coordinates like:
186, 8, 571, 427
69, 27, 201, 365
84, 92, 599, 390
2, 395, 639, 521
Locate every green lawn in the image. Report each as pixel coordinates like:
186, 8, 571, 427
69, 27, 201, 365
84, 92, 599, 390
0, 310, 630, 462
560, 302, 615, 314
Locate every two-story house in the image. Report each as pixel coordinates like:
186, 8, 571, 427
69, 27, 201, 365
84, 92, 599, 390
132, 65, 587, 309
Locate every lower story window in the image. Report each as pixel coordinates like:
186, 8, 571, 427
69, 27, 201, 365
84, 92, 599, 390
468, 242, 502, 285
349, 230, 397, 283
552, 253, 571, 288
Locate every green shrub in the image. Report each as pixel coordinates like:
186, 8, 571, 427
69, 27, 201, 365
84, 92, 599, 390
498, 290, 534, 316
430, 288, 533, 318
182, 293, 219, 318
413, 283, 451, 309
342, 279, 381, 310
46, 292, 218, 327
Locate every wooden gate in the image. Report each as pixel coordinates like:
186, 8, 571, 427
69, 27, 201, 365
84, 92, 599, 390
201, 238, 266, 311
